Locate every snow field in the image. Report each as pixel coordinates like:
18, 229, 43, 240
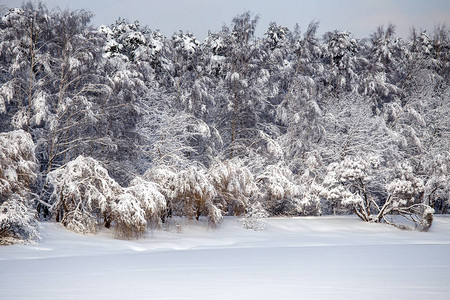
1, 216, 450, 299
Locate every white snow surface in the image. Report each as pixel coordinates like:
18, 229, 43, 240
1, 216, 450, 299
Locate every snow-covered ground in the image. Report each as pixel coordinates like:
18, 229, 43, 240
1, 216, 450, 300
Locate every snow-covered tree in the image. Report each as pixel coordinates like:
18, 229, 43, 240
242, 201, 269, 231
0, 4, 52, 131
322, 30, 360, 94
0, 194, 41, 244
383, 162, 433, 231
321, 94, 399, 162
423, 153, 450, 214
257, 163, 303, 215
265, 22, 290, 51
359, 24, 407, 106
0, 4, 120, 196
138, 104, 217, 169
431, 25, 450, 86
46, 155, 122, 233
209, 158, 258, 216
174, 166, 221, 223
297, 151, 323, 215
0, 130, 37, 197
275, 21, 325, 175
319, 155, 381, 219
111, 177, 166, 238
170, 31, 200, 100
211, 12, 273, 159
145, 165, 222, 224
319, 156, 433, 230
39, 9, 113, 174
0, 130, 40, 244
384, 72, 450, 213
100, 18, 148, 62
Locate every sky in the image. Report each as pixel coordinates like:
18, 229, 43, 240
2, 0, 450, 41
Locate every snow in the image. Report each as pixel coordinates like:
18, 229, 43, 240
1, 216, 450, 299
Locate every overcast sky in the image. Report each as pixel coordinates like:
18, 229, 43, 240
3, 0, 450, 41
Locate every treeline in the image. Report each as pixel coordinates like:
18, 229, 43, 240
0, 2, 449, 243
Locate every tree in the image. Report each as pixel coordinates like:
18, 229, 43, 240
214, 12, 272, 159
384, 162, 433, 231
209, 158, 258, 216
46, 155, 122, 233
320, 94, 399, 163
265, 22, 290, 51
319, 155, 382, 219
0, 130, 40, 244
359, 24, 407, 107
145, 165, 222, 224
39, 8, 113, 173
0, 4, 118, 195
100, 18, 148, 62
319, 156, 433, 231
0, 194, 41, 244
0, 4, 51, 131
111, 177, 166, 238
256, 162, 320, 216
138, 103, 216, 169
322, 30, 360, 94
383, 56, 450, 213
174, 166, 222, 223
275, 21, 325, 175
170, 31, 203, 111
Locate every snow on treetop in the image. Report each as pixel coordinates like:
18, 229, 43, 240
2, 8, 24, 23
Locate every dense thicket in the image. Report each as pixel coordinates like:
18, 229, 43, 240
1, 3, 448, 241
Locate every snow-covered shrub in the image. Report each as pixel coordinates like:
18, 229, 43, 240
0, 130, 40, 244
146, 165, 222, 224
242, 201, 269, 231
173, 166, 221, 224
0, 195, 41, 245
111, 177, 166, 238
209, 158, 258, 216
111, 193, 146, 238
126, 177, 167, 222
47, 155, 122, 234
143, 165, 177, 199
257, 163, 311, 216
143, 165, 178, 220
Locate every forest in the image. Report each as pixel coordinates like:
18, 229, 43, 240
0, 2, 449, 244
